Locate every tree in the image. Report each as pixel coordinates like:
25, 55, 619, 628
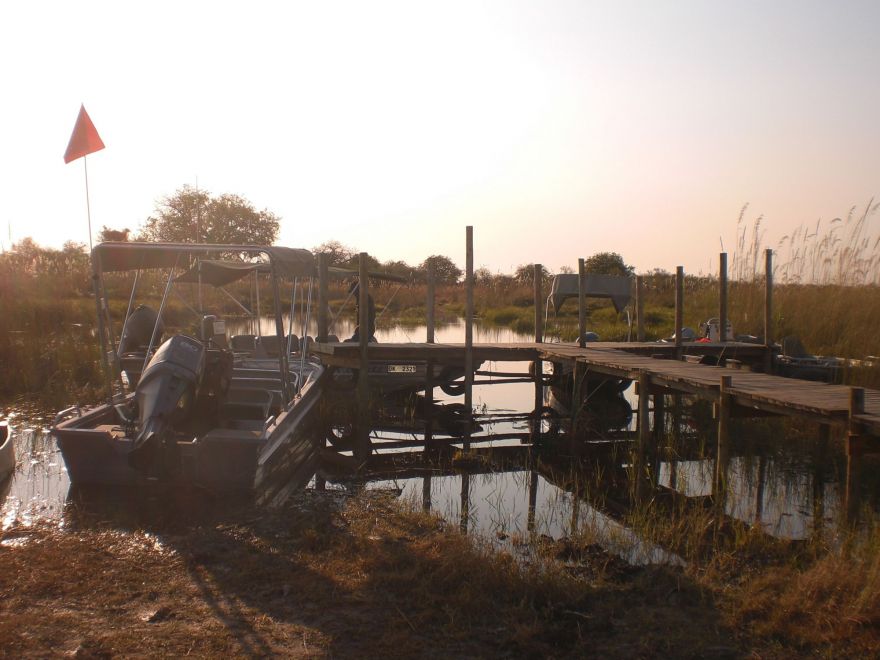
313, 240, 356, 266
97, 226, 130, 242
418, 255, 462, 284
514, 263, 551, 286
139, 186, 280, 245
583, 252, 634, 277
382, 259, 417, 280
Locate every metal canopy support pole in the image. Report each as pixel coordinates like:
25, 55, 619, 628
464, 226, 474, 449
578, 258, 586, 348
91, 253, 114, 402
356, 253, 371, 463
141, 258, 179, 376
674, 266, 684, 358
719, 252, 728, 342
317, 253, 329, 342
270, 261, 292, 404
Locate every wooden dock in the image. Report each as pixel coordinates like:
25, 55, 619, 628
312, 340, 880, 438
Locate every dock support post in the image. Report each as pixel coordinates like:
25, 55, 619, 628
578, 258, 586, 347
317, 252, 329, 342
355, 252, 371, 463
674, 266, 684, 358
571, 361, 584, 435
813, 424, 830, 535
460, 472, 470, 534
533, 263, 544, 436
422, 470, 432, 512
652, 392, 665, 487
755, 454, 767, 526
715, 375, 732, 507
425, 261, 436, 409
846, 387, 865, 522
527, 468, 539, 533
764, 248, 774, 373
719, 252, 728, 342
426, 261, 436, 344
635, 373, 651, 498
635, 275, 645, 342
464, 226, 474, 449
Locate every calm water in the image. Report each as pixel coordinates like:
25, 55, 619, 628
0, 320, 864, 562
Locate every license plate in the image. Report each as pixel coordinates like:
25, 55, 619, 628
387, 364, 417, 374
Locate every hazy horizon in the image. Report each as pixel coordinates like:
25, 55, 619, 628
2, 1, 878, 276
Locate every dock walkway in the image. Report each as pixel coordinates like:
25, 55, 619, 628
313, 341, 880, 438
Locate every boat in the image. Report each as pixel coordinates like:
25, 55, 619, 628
53, 242, 325, 502
0, 421, 14, 482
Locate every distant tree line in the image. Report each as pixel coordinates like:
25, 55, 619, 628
4, 185, 636, 293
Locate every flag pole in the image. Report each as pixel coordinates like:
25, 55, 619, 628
84, 155, 93, 251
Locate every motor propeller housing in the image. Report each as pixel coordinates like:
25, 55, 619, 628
128, 335, 205, 474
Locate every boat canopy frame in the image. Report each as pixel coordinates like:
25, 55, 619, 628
92, 242, 317, 405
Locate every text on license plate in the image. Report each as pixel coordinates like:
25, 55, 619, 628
387, 364, 417, 373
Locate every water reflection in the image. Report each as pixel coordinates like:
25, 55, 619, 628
0, 321, 873, 566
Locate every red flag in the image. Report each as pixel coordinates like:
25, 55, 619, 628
63, 105, 105, 164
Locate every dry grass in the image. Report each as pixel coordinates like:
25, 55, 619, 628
1, 489, 740, 659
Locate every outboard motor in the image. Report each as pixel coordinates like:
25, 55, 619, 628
128, 335, 205, 474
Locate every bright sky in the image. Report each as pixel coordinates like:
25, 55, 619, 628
2, 1, 878, 275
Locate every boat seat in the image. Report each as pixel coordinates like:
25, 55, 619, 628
230, 334, 256, 353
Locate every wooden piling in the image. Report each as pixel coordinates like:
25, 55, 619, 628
527, 468, 539, 533
533, 263, 544, 432
635, 275, 645, 342
578, 258, 586, 348
635, 373, 651, 496
846, 387, 865, 521
317, 252, 329, 342
426, 261, 436, 344
460, 472, 470, 534
674, 266, 684, 356
571, 361, 584, 434
425, 260, 436, 410
719, 252, 728, 342
464, 227, 474, 447
764, 248, 774, 373
715, 374, 733, 502
355, 253, 371, 462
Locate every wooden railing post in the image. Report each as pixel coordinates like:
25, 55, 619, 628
674, 266, 684, 357
464, 226, 474, 448
426, 261, 436, 344
764, 248, 774, 373
719, 252, 728, 342
355, 253, 371, 462
578, 258, 586, 348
